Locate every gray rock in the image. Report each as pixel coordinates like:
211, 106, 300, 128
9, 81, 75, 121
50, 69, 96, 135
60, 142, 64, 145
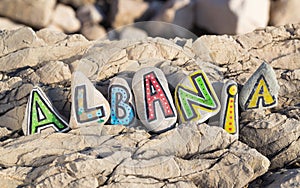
132, 67, 177, 133
69, 71, 111, 129
175, 70, 220, 124
219, 80, 239, 137
22, 86, 70, 135
239, 62, 280, 111
108, 77, 136, 126
36, 61, 71, 84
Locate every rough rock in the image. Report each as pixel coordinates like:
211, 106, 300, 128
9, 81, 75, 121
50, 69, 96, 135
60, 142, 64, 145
132, 67, 177, 133
195, 0, 270, 34
0, 27, 44, 58
109, 0, 149, 28
60, 0, 96, 8
239, 62, 280, 111
0, 23, 299, 187
250, 168, 300, 187
51, 4, 81, 33
69, 71, 111, 129
219, 80, 239, 137
270, 0, 300, 26
0, 122, 269, 187
0, 0, 56, 28
240, 112, 300, 169
0, 28, 92, 73
36, 61, 72, 84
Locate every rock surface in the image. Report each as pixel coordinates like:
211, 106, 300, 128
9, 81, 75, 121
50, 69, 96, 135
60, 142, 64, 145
0, 23, 299, 187
0, 123, 269, 187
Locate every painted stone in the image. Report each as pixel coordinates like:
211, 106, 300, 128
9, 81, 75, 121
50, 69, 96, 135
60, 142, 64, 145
175, 70, 220, 124
108, 77, 136, 126
132, 67, 177, 133
69, 71, 110, 129
22, 87, 69, 135
219, 80, 239, 137
239, 62, 280, 111
207, 81, 224, 127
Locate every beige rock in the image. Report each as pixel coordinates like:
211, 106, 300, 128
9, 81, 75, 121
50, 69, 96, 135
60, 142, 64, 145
109, 0, 149, 28
0, 17, 24, 30
0, 105, 26, 131
60, 0, 96, 7
0, 122, 269, 187
51, 4, 81, 33
0, 27, 44, 58
0, 127, 11, 139
270, 0, 300, 26
195, 0, 270, 34
0, 0, 56, 28
36, 61, 71, 84
80, 24, 107, 40
77, 5, 104, 24
0, 28, 93, 72
240, 112, 300, 169
251, 168, 300, 188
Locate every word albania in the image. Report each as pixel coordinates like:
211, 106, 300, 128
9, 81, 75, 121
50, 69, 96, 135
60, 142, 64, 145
22, 62, 279, 138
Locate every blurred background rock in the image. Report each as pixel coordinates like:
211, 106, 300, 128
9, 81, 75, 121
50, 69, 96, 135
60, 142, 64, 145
0, 0, 299, 40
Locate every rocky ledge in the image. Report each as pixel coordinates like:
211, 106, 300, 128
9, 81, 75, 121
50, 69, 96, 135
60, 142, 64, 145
0, 23, 299, 187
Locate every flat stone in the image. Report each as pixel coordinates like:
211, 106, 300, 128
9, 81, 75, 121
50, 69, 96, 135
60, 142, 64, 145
108, 77, 136, 126
69, 71, 110, 129
239, 62, 280, 111
132, 67, 177, 133
207, 81, 224, 127
22, 87, 70, 135
219, 80, 239, 137
175, 70, 220, 124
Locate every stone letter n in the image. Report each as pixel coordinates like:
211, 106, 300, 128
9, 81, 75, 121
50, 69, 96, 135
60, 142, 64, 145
144, 71, 176, 122
175, 71, 220, 123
